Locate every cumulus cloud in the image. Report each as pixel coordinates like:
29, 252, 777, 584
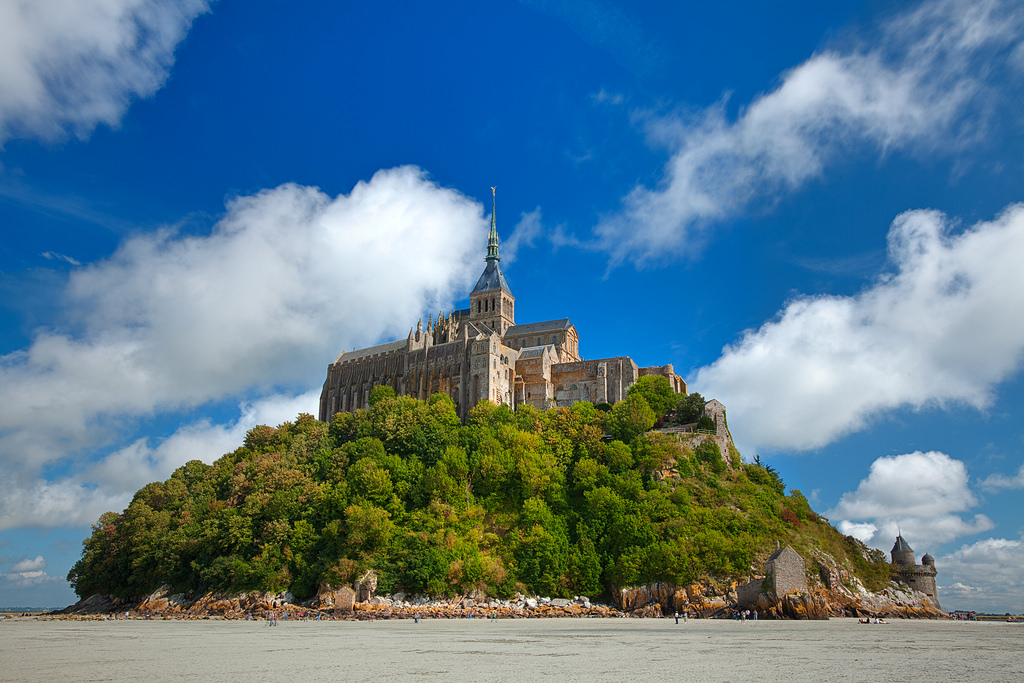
696, 204, 1024, 451
596, 0, 1024, 265
10, 555, 45, 573
939, 536, 1024, 612
0, 554, 58, 588
0, 166, 487, 529
0, 0, 210, 144
829, 451, 993, 551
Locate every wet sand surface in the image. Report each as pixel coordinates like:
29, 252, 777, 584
1, 617, 1021, 682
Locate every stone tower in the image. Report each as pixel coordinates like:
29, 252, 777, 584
890, 534, 939, 605
469, 187, 515, 335
891, 534, 916, 567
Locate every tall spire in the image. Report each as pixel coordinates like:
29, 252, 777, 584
486, 186, 500, 262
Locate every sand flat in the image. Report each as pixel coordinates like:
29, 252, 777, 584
1, 617, 1021, 682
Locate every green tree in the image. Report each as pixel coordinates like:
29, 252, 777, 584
627, 375, 677, 417
606, 395, 656, 443
676, 392, 706, 423
368, 385, 396, 407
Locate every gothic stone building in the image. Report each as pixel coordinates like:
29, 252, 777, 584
319, 192, 686, 422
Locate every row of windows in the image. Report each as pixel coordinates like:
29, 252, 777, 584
476, 297, 513, 315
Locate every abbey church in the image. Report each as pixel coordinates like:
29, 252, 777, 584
319, 191, 686, 422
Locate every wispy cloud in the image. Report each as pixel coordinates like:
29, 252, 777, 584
697, 203, 1024, 452
41, 252, 81, 267
596, 0, 1024, 266
0, 0, 210, 144
502, 208, 544, 263
981, 463, 1024, 491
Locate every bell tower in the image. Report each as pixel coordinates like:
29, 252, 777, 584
469, 187, 515, 335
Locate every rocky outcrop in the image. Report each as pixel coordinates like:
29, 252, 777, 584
808, 551, 945, 619
747, 590, 829, 620
311, 584, 355, 613
354, 570, 377, 603
613, 580, 732, 618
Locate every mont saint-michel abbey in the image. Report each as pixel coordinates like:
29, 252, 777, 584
319, 191, 686, 422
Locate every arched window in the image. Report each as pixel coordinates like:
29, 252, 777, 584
477, 301, 481, 313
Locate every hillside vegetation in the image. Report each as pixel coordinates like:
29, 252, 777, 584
68, 382, 890, 602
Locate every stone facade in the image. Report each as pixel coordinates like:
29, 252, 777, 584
766, 546, 807, 595
890, 535, 939, 605
736, 545, 808, 608
319, 193, 685, 421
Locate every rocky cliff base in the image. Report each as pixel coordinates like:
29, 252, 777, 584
62, 554, 945, 621
59, 585, 622, 620
613, 573, 944, 620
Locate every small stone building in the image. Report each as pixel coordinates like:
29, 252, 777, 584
765, 545, 806, 595
736, 545, 807, 607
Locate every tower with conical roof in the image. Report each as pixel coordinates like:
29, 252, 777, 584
890, 533, 939, 605
469, 187, 515, 335
891, 534, 916, 567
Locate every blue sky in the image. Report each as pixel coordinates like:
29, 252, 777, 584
2, 0, 1023, 612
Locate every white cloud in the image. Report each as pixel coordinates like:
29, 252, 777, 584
596, 0, 1024, 265
0, 0, 210, 144
10, 555, 45, 573
980, 462, 1024, 491
0, 389, 319, 531
939, 536, 1024, 613
696, 204, 1024, 451
828, 451, 993, 551
0, 166, 487, 529
1, 554, 59, 588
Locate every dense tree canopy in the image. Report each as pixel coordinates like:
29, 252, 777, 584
69, 394, 887, 601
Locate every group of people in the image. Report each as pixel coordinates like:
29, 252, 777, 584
673, 612, 698, 624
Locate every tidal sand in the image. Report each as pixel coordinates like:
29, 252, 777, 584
1, 617, 1021, 681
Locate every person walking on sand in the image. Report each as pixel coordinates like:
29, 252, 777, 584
674, 611, 679, 624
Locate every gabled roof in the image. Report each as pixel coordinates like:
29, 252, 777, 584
767, 545, 800, 563
470, 259, 512, 295
505, 318, 572, 336
517, 344, 557, 359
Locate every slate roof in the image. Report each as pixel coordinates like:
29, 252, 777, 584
892, 535, 914, 553
470, 259, 511, 294
505, 318, 573, 337
334, 338, 406, 364
517, 345, 556, 359
767, 546, 798, 562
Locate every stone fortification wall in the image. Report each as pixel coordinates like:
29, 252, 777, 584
894, 566, 938, 602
